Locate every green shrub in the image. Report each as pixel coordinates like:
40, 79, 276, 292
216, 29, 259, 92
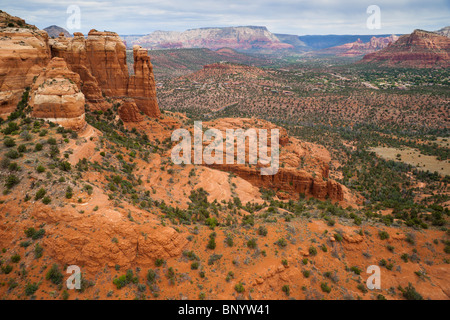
379, 231, 390, 240
4, 138, 16, 148
5, 174, 20, 189
35, 188, 46, 200
401, 283, 423, 300
34, 243, 43, 259
321, 282, 331, 293
247, 238, 257, 249
1, 265, 13, 274
36, 165, 46, 173
11, 254, 21, 263
257, 226, 268, 236
350, 266, 361, 275
46, 264, 63, 285
282, 285, 290, 296
34, 143, 43, 152
309, 246, 317, 256
147, 269, 156, 283
277, 238, 287, 248
6, 150, 19, 159
25, 283, 39, 296
234, 282, 245, 293
42, 196, 51, 205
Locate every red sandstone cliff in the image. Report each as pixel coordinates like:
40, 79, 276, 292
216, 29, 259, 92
127, 45, 161, 117
29, 57, 86, 131
50, 32, 161, 117
0, 12, 51, 114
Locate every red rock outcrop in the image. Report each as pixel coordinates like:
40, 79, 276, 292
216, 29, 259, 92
0, 12, 51, 115
49, 32, 112, 111
197, 118, 349, 203
29, 57, 86, 131
360, 30, 450, 68
128, 45, 161, 117
118, 99, 144, 122
50, 33, 160, 117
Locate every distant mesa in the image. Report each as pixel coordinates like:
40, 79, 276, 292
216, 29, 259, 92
309, 35, 399, 57
132, 26, 294, 53
359, 29, 450, 68
43, 25, 72, 38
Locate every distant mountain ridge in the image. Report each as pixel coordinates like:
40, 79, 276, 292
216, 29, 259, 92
132, 26, 294, 53
309, 35, 399, 57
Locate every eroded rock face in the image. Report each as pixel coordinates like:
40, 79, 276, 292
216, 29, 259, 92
29, 57, 86, 131
128, 45, 161, 117
0, 13, 51, 115
360, 30, 450, 68
49, 32, 112, 111
198, 118, 348, 203
50, 33, 161, 117
118, 99, 144, 122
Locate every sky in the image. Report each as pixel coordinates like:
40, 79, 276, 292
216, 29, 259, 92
1, 0, 449, 36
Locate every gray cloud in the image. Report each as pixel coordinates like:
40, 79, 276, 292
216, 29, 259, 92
1, 0, 449, 35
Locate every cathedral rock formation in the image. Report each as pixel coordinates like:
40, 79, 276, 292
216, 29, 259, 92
50, 32, 160, 117
0, 12, 51, 114
29, 57, 86, 131
0, 11, 160, 120
127, 45, 161, 118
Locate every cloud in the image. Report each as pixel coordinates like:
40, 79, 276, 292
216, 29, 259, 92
1, 0, 449, 35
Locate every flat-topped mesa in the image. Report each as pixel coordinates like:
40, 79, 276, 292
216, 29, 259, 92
0, 12, 51, 115
127, 45, 161, 118
29, 57, 86, 131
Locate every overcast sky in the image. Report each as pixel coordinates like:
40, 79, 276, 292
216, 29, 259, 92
1, 0, 449, 35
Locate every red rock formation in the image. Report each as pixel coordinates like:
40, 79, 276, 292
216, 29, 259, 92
29, 57, 86, 131
118, 99, 144, 122
0, 12, 51, 115
50, 34, 160, 117
360, 30, 450, 68
50, 32, 112, 111
127, 45, 161, 117
199, 118, 348, 203
84, 29, 129, 97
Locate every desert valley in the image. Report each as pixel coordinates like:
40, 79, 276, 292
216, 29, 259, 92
0, 8, 449, 302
